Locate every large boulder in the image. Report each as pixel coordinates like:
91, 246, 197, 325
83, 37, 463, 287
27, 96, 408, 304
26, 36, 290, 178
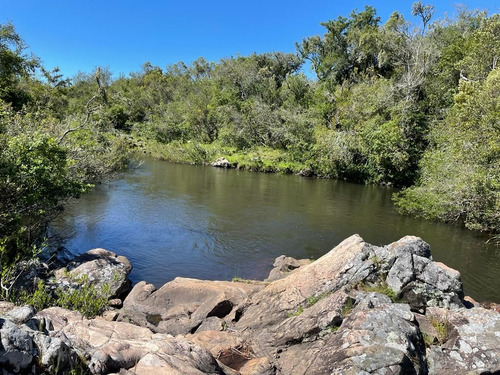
54, 248, 132, 299
0, 307, 78, 374
57, 317, 225, 375
234, 235, 370, 353
0, 318, 34, 373
380, 236, 464, 310
276, 294, 427, 374
118, 278, 264, 335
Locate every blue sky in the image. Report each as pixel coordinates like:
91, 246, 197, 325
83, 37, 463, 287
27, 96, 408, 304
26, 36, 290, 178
1, 0, 498, 78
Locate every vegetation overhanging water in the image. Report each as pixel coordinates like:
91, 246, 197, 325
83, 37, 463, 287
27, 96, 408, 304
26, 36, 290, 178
51, 160, 500, 303
1, 5, 499, 307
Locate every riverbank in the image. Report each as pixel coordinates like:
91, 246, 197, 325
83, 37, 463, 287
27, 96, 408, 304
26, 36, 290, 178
1, 235, 499, 374
50, 159, 500, 302
134, 138, 308, 175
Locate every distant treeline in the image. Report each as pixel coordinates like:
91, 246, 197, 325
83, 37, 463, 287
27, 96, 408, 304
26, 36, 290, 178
1, 3, 499, 266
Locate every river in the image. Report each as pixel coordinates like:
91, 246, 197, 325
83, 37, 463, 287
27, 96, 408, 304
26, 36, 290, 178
50, 160, 500, 302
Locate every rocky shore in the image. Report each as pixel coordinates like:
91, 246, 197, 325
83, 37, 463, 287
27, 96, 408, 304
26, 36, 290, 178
1, 235, 499, 374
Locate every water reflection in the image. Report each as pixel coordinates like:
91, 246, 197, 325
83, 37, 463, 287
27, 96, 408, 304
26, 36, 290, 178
51, 160, 499, 302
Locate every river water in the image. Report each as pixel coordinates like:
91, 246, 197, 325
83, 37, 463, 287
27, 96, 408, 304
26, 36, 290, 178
50, 160, 500, 302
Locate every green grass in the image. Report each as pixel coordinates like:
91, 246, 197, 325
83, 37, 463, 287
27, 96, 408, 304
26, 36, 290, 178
357, 279, 399, 302
17, 275, 112, 318
287, 305, 304, 317
429, 315, 452, 344
306, 291, 332, 307
134, 136, 308, 175
341, 297, 355, 317
231, 276, 263, 284
422, 332, 437, 347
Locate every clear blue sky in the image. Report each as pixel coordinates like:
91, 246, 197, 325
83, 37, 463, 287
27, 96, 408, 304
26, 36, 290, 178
1, 0, 498, 78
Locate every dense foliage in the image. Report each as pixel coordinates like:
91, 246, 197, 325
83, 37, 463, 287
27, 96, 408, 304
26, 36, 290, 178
0, 2, 499, 288
0, 22, 129, 290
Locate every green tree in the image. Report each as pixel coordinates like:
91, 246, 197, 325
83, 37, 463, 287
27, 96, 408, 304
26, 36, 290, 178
297, 6, 383, 83
0, 22, 38, 110
0, 132, 85, 257
395, 68, 500, 232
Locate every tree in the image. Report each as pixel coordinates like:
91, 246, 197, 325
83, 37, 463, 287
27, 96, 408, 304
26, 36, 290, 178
0, 132, 85, 258
0, 23, 37, 109
297, 6, 383, 83
395, 68, 500, 232
412, 2, 435, 33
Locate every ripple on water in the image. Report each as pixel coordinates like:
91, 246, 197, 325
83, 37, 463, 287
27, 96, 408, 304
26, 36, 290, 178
50, 160, 500, 302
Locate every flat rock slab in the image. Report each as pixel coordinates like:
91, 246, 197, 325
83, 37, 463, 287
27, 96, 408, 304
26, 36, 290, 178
119, 278, 264, 335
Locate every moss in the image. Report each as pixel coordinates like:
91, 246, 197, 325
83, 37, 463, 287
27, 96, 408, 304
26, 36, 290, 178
287, 305, 304, 317
341, 297, 355, 317
232, 277, 257, 284
326, 322, 341, 333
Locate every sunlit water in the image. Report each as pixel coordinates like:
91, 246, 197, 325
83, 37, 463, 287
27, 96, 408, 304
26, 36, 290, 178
50, 160, 500, 302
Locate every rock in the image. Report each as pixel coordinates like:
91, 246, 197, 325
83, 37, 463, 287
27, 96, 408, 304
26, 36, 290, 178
211, 157, 233, 168
196, 316, 227, 332
387, 235, 432, 259
480, 300, 500, 313
102, 310, 119, 321
265, 255, 311, 282
31, 331, 73, 372
415, 313, 440, 345
0, 311, 81, 374
188, 330, 244, 357
378, 236, 464, 310
239, 357, 275, 375
11, 258, 48, 294
4, 235, 497, 374
426, 306, 500, 373
266, 290, 350, 349
0, 318, 34, 372
54, 317, 225, 375
277, 301, 427, 374
36, 306, 84, 332
188, 330, 250, 371
234, 235, 368, 351
109, 298, 123, 308
463, 295, 481, 308
354, 291, 392, 309
299, 167, 314, 177
54, 248, 132, 299
0, 301, 16, 315
6, 305, 35, 324
119, 278, 263, 335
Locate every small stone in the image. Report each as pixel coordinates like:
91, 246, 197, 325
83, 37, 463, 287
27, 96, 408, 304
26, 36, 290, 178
108, 299, 123, 308
7, 305, 35, 324
102, 311, 119, 321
